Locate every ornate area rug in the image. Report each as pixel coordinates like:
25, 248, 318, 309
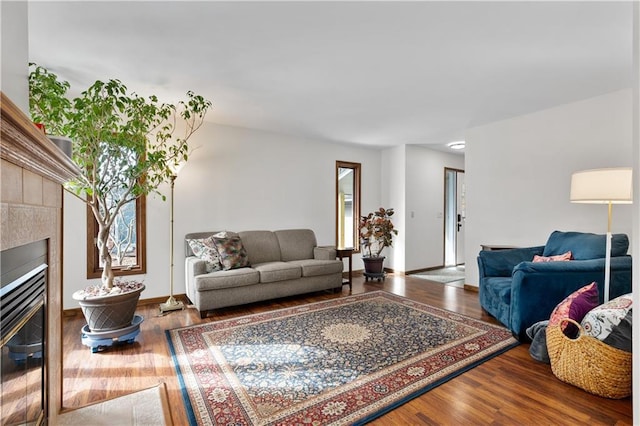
166, 291, 517, 425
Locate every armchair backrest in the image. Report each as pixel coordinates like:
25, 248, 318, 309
543, 231, 629, 260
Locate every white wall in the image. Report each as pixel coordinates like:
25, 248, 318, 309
63, 122, 382, 309
380, 145, 406, 271
631, 1, 639, 419
405, 145, 464, 272
465, 89, 634, 287
1, 1, 29, 113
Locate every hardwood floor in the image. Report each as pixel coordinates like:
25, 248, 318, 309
61, 274, 633, 425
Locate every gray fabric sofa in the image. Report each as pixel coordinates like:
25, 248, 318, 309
184, 229, 344, 318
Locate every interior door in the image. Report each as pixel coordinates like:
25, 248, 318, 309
444, 168, 465, 266
455, 171, 465, 265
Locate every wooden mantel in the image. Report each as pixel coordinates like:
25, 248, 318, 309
1, 91, 78, 183
1, 90, 79, 423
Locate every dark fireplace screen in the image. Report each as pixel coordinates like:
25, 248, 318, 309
1, 240, 47, 426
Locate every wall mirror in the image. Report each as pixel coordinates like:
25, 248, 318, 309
336, 161, 361, 251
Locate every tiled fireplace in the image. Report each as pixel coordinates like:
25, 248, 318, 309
1, 91, 78, 423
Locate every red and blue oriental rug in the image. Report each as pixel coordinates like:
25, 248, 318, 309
166, 291, 518, 425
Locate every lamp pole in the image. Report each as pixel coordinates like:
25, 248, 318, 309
604, 201, 612, 303
160, 173, 184, 313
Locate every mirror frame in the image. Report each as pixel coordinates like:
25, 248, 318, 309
336, 160, 361, 252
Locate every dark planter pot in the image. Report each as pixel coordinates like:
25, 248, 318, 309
363, 256, 385, 274
73, 284, 145, 332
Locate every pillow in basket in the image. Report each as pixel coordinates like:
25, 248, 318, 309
581, 293, 632, 352
187, 236, 222, 273
548, 282, 599, 338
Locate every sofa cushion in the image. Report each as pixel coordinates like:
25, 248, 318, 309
543, 231, 629, 260
185, 231, 229, 256
238, 231, 282, 264
532, 251, 572, 263
186, 236, 222, 272
479, 277, 512, 330
289, 259, 343, 277
212, 233, 250, 270
194, 268, 260, 291
482, 277, 512, 307
478, 246, 545, 278
252, 262, 302, 283
275, 229, 317, 261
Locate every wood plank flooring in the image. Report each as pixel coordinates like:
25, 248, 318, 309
61, 274, 633, 425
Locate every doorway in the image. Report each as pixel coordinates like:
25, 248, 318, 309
444, 168, 465, 266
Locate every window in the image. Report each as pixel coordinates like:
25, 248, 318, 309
86, 196, 146, 278
336, 161, 361, 251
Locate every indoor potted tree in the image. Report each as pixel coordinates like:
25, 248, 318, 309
359, 207, 398, 281
29, 64, 212, 332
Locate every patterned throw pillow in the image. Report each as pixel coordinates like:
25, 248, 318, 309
548, 282, 599, 338
599, 310, 632, 352
581, 293, 632, 342
532, 251, 572, 263
187, 236, 222, 273
212, 233, 250, 270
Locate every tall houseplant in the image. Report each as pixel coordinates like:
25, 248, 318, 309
29, 64, 212, 330
360, 207, 398, 278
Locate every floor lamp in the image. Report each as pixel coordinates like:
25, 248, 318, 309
570, 167, 633, 302
160, 163, 186, 313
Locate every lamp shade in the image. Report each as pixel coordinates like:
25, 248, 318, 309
169, 159, 186, 177
570, 168, 633, 204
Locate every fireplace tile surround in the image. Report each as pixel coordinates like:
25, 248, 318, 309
1, 91, 79, 423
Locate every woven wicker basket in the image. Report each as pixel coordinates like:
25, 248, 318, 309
546, 319, 632, 399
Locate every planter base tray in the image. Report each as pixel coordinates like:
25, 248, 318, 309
8, 343, 43, 364
364, 272, 386, 282
81, 315, 143, 353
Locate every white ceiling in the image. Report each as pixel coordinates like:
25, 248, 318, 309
27, 1, 633, 152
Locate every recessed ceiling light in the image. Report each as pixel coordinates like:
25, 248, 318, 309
447, 141, 465, 150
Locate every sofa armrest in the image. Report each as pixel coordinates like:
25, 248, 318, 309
509, 256, 632, 338
185, 256, 207, 303
477, 245, 545, 278
314, 246, 337, 260
186, 256, 208, 276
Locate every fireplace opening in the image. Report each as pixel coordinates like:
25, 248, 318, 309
1, 240, 47, 426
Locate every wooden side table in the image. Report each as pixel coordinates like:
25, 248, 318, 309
481, 245, 518, 251
336, 248, 354, 290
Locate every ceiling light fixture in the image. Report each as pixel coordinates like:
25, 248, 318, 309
447, 141, 465, 150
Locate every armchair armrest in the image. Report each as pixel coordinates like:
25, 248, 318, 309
509, 256, 632, 338
477, 246, 544, 278
314, 246, 337, 260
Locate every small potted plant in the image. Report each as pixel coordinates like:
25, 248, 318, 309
359, 207, 398, 279
29, 63, 212, 332
29, 63, 73, 156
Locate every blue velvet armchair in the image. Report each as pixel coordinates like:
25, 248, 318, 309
477, 231, 632, 341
